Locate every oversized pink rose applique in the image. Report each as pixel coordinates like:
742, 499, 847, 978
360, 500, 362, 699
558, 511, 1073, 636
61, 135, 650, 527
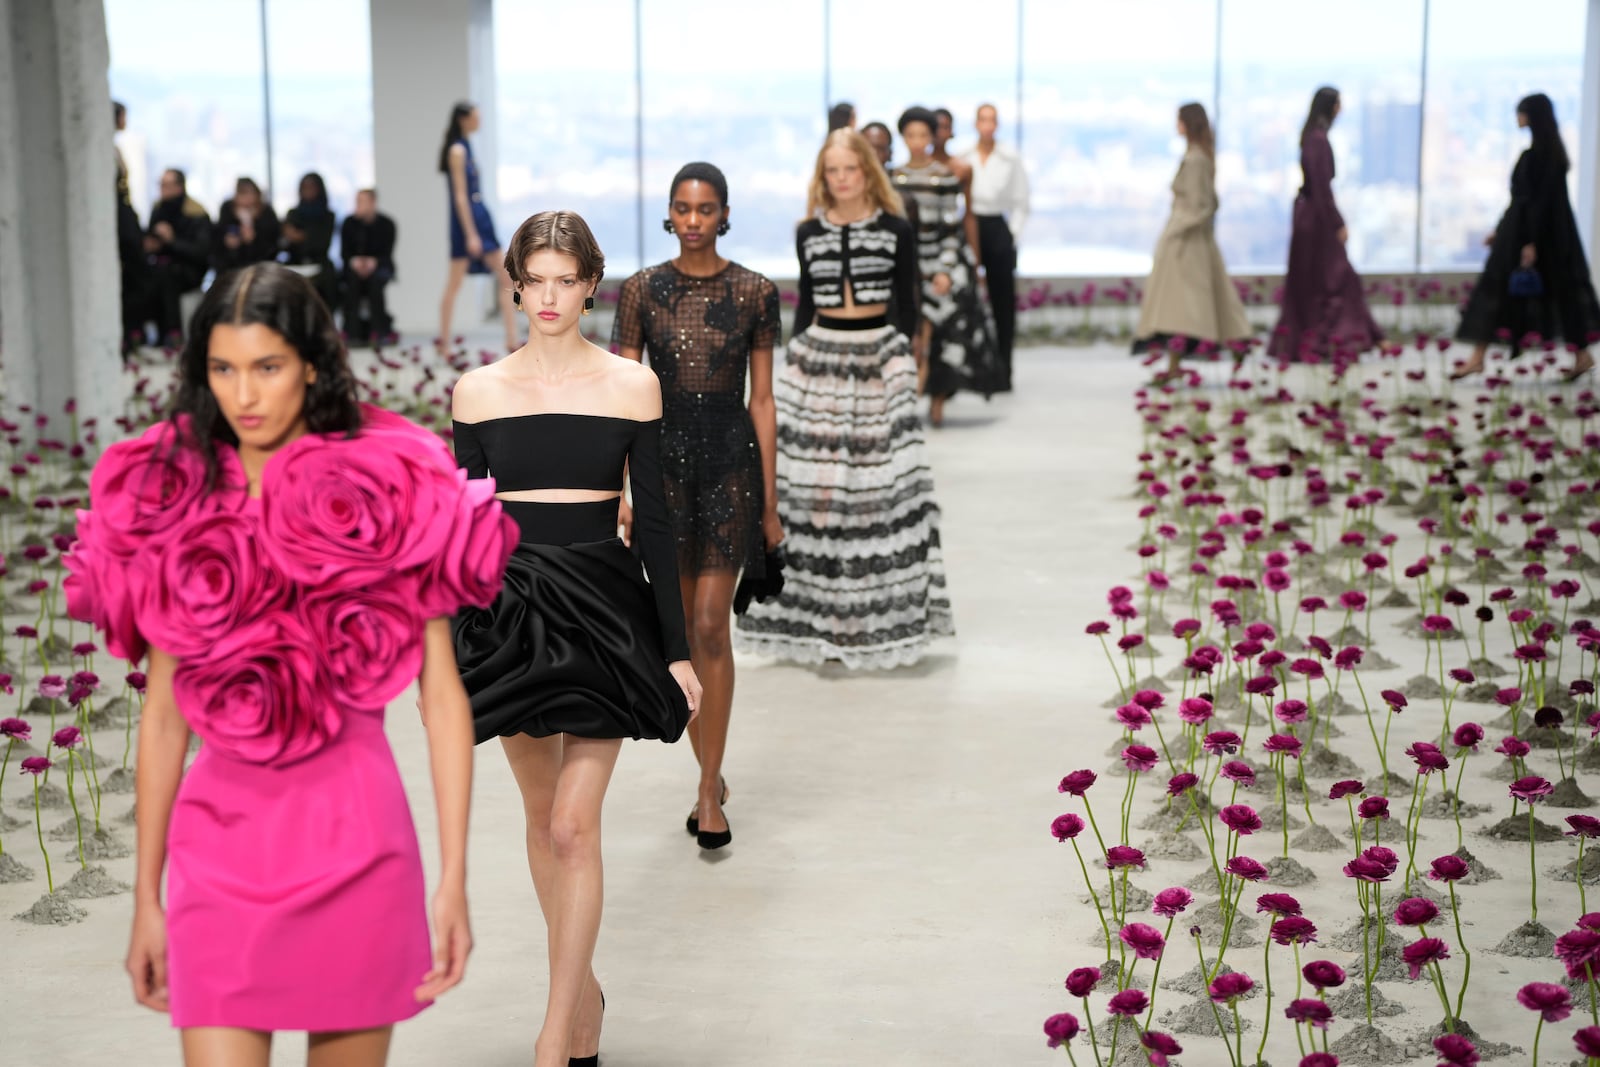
139, 511, 292, 658
300, 584, 425, 709
87, 418, 245, 558
414, 471, 519, 619
258, 430, 461, 585
63, 510, 147, 663
171, 613, 337, 765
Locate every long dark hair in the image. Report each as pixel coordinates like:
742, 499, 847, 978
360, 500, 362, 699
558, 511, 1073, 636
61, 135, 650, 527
1178, 102, 1215, 158
170, 263, 362, 489
1301, 87, 1340, 145
1518, 93, 1569, 171
438, 101, 475, 174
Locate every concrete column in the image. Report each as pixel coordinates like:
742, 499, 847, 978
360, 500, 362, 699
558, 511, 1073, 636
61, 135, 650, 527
0, 0, 121, 442
369, 0, 498, 337
1581, 0, 1600, 281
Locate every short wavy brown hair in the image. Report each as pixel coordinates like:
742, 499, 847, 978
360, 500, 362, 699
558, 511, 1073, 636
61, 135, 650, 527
503, 210, 605, 287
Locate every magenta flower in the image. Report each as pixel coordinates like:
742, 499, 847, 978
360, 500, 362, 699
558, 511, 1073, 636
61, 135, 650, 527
1568, 816, 1600, 838
1139, 1030, 1182, 1066
19, 755, 50, 775
1256, 892, 1302, 917
1357, 796, 1390, 820
1496, 736, 1531, 759
1219, 804, 1263, 835
1299, 1055, 1339, 1067
0, 717, 30, 740
1121, 744, 1159, 772
1051, 814, 1085, 841
1274, 699, 1309, 724
1172, 618, 1202, 639
1393, 897, 1440, 926
1301, 960, 1346, 990
1405, 741, 1449, 775
1058, 770, 1096, 796
1328, 780, 1363, 800
1284, 997, 1333, 1028
1452, 723, 1484, 750
1270, 916, 1319, 945
126, 671, 147, 692
1221, 760, 1256, 787
1208, 971, 1256, 1003
1339, 590, 1368, 612
1495, 687, 1523, 707
1086, 621, 1110, 635
1119, 921, 1166, 960
1131, 689, 1164, 710
1433, 1033, 1480, 1066
1245, 674, 1279, 696
1166, 772, 1198, 797
1178, 697, 1214, 724
1345, 854, 1394, 883
1264, 733, 1304, 758
1118, 634, 1144, 652
1448, 668, 1476, 685
1106, 989, 1148, 1016
1402, 936, 1450, 979
1043, 1012, 1080, 1048
1226, 855, 1269, 881
1574, 1025, 1600, 1058
1203, 730, 1241, 755
1064, 965, 1102, 997
1334, 647, 1363, 670
51, 726, 82, 750
1555, 928, 1600, 979
1106, 846, 1147, 870
1115, 704, 1153, 730
37, 675, 67, 700
1517, 981, 1572, 1022
1380, 689, 1407, 710
1509, 776, 1554, 802
1421, 614, 1455, 634
1153, 887, 1193, 917
71, 641, 97, 657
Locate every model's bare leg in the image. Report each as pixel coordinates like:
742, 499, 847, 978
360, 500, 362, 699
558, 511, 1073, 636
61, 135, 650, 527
1450, 343, 1488, 379
181, 1027, 270, 1067
437, 259, 470, 353
1567, 347, 1595, 380
307, 1027, 394, 1067
501, 733, 605, 1061
686, 571, 738, 837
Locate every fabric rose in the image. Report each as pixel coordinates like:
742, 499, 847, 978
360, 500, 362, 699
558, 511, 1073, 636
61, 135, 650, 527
172, 614, 336, 765
64, 510, 147, 662
413, 469, 520, 618
259, 425, 465, 584
86, 418, 245, 557
300, 585, 425, 709
139, 512, 291, 658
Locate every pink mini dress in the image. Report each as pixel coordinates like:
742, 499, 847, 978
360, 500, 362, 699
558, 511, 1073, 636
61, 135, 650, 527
65, 406, 517, 1032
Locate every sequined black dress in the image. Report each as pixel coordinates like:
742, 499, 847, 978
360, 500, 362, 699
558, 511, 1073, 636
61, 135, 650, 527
613, 261, 781, 578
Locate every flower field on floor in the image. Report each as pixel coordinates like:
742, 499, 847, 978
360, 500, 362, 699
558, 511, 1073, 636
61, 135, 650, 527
1049, 342, 1600, 1067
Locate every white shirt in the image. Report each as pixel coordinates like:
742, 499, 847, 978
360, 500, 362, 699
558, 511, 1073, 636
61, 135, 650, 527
963, 143, 1030, 243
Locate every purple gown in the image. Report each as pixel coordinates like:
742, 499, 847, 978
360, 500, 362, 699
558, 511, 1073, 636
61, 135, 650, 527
1268, 127, 1382, 361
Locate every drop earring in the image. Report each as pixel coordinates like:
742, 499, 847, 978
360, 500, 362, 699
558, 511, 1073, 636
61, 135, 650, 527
717, 219, 731, 236
661, 219, 675, 234
512, 290, 522, 307
583, 295, 595, 315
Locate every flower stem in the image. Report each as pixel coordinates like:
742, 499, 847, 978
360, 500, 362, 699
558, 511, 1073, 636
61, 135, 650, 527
1070, 839, 1113, 961
1256, 937, 1274, 1064
1079, 996, 1103, 1067
1528, 802, 1540, 924
32, 777, 53, 894
1449, 882, 1472, 1021
65, 752, 84, 866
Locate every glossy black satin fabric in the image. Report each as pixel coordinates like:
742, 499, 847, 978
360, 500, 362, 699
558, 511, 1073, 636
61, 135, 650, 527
453, 538, 689, 744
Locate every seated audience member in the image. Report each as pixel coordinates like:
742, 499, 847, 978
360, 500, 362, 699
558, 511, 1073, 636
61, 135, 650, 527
213, 177, 281, 273
281, 171, 339, 310
340, 188, 398, 344
139, 168, 212, 345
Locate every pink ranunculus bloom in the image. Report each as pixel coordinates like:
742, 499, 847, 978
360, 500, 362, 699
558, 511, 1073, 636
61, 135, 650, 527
1328, 779, 1363, 800
1557, 928, 1600, 979
1270, 916, 1318, 946
1516, 981, 1572, 1022
1393, 897, 1440, 926
51, 726, 82, 750
1171, 618, 1202, 639
1427, 855, 1470, 882
1245, 675, 1278, 696
1085, 621, 1110, 635
1131, 689, 1164, 710
1404, 741, 1449, 775
1379, 689, 1407, 710
1208, 971, 1255, 1003
1433, 1033, 1479, 1067
1119, 921, 1166, 960
1118, 634, 1144, 652
1333, 646, 1363, 670
1274, 699, 1308, 724
1121, 745, 1159, 772
0, 717, 31, 740
37, 675, 66, 700
1284, 997, 1333, 1028
1177, 697, 1214, 725
1357, 796, 1390, 820
1051, 814, 1085, 841
1219, 804, 1262, 835
1106, 989, 1148, 1016
1140, 1029, 1182, 1067
1166, 772, 1198, 797
1221, 760, 1256, 786
170, 614, 338, 766
1452, 723, 1484, 750
1509, 775, 1554, 801
1255, 892, 1301, 917
1064, 965, 1101, 997
1401, 936, 1450, 979
1496, 736, 1531, 759
1574, 1026, 1600, 1059
1115, 704, 1153, 730
1043, 1012, 1080, 1048
20, 755, 51, 775
1105, 846, 1147, 870
1302, 960, 1345, 990
1226, 855, 1269, 881
1058, 770, 1097, 795
1567, 815, 1600, 838
1264, 733, 1303, 759
1153, 887, 1193, 917
1203, 730, 1241, 755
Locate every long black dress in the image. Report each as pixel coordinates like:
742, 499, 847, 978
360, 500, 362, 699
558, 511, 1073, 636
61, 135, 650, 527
1457, 148, 1600, 353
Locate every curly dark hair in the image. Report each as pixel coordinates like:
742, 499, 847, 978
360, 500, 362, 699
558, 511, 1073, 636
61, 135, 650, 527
169, 262, 363, 490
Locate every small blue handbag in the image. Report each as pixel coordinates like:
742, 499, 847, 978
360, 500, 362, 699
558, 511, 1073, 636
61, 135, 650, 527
1508, 267, 1545, 298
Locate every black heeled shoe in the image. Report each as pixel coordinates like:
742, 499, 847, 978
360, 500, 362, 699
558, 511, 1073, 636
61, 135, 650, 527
568, 990, 604, 1067
685, 777, 730, 836
697, 818, 732, 851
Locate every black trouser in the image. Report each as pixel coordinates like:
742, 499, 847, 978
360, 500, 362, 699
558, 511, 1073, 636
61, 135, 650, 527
341, 266, 394, 338
976, 214, 1017, 390
147, 261, 204, 338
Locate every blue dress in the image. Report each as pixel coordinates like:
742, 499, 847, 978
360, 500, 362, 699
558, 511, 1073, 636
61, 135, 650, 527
447, 137, 501, 272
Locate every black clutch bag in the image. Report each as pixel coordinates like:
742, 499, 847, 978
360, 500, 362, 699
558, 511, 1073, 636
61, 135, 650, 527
1508, 267, 1544, 298
734, 544, 787, 615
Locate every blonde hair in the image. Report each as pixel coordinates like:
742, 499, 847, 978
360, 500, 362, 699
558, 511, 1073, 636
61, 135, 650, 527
805, 129, 905, 220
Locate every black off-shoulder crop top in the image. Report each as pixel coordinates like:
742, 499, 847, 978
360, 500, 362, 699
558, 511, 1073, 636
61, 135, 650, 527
451, 413, 690, 663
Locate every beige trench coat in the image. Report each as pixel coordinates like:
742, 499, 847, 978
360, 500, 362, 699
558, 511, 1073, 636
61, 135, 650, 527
1134, 148, 1252, 345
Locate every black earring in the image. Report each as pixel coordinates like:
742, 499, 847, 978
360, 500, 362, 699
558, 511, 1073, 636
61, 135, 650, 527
511, 290, 521, 306
717, 220, 731, 236
662, 219, 675, 234
583, 295, 595, 311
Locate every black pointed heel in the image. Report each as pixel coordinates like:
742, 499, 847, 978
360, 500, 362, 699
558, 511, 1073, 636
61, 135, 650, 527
697, 817, 732, 851
685, 777, 729, 836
